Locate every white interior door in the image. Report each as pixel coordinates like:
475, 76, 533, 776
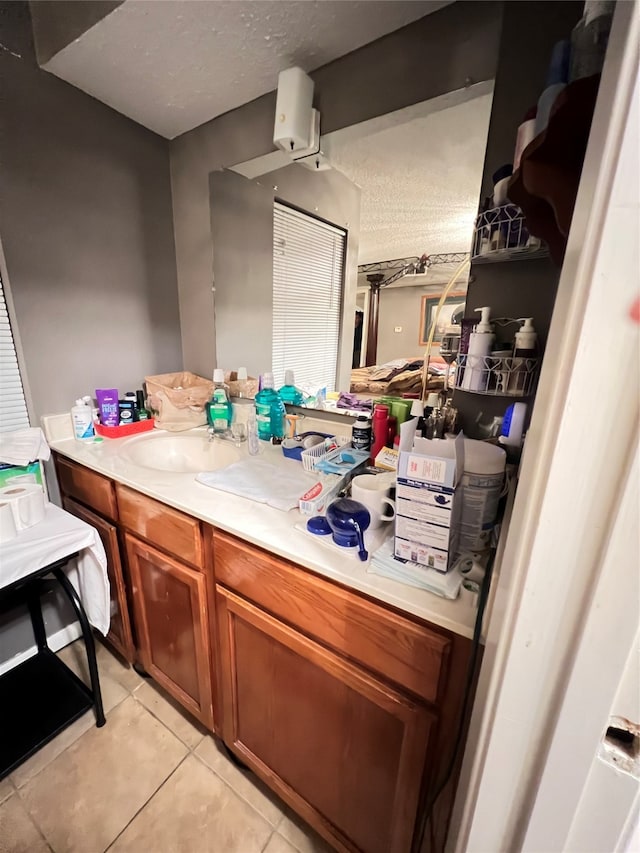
451, 3, 640, 850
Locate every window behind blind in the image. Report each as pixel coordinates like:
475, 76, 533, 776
0, 272, 29, 433
272, 202, 346, 392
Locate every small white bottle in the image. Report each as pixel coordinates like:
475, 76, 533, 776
462, 307, 495, 392
510, 317, 538, 394
236, 367, 249, 398
71, 398, 95, 441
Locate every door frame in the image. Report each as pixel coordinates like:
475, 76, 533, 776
451, 2, 640, 850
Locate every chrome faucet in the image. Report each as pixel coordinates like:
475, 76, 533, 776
207, 426, 246, 446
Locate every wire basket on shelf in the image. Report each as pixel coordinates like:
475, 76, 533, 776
454, 354, 540, 396
472, 204, 547, 262
301, 436, 351, 473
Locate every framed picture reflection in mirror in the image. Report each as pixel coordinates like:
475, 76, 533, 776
419, 292, 466, 346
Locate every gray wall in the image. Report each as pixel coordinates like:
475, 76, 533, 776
210, 164, 360, 389
454, 1, 583, 435
375, 285, 465, 365
29, 0, 123, 64
170, 1, 503, 378
0, 2, 182, 423
0, 1, 182, 667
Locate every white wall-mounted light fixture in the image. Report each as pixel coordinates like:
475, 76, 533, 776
273, 67, 331, 172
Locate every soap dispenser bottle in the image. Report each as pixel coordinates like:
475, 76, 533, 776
510, 317, 538, 394
462, 307, 495, 392
207, 369, 232, 434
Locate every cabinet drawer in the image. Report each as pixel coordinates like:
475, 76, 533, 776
55, 456, 117, 521
117, 485, 203, 569
213, 531, 451, 704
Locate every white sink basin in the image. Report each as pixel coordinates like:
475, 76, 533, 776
120, 431, 242, 473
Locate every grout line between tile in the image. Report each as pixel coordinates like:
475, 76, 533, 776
14, 785, 60, 853
130, 688, 206, 752
103, 752, 191, 853
190, 744, 282, 828
260, 827, 276, 853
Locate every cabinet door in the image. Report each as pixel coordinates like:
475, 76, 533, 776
126, 534, 213, 728
63, 497, 135, 663
217, 586, 434, 853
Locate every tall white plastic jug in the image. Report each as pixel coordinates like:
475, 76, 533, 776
457, 439, 506, 552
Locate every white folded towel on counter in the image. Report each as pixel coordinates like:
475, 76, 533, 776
0, 428, 51, 467
368, 538, 462, 599
196, 458, 315, 511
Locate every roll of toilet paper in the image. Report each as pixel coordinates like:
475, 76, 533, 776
459, 579, 480, 610
457, 555, 486, 585
0, 501, 18, 542
0, 483, 45, 530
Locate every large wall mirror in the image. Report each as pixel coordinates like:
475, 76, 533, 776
210, 80, 493, 409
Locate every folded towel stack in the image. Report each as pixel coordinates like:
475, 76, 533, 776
0, 428, 51, 467
368, 538, 462, 599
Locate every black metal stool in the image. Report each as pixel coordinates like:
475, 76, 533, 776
0, 553, 105, 778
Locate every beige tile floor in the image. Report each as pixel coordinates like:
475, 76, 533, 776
0, 639, 331, 853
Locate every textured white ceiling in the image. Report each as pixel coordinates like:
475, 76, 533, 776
43, 0, 449, 139
324, 89, 494, 265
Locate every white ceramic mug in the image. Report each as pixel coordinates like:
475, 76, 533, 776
350, 474, 395, 530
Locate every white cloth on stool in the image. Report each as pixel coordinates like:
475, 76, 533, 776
0, 503, 110, 635
0, 427, 51, 466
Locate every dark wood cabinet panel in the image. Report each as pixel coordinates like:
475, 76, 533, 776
55, 456, 117, 521
214, 530, 451, 705
117, 485, 203, 569
217, 585, 433, 853
126, 534, 213, 728
63, 497, 135, 663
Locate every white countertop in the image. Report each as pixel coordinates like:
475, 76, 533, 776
48, 425, 477, 640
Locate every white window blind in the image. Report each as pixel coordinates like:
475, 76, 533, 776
273, 202, 346, 392
0, 273, 29, 433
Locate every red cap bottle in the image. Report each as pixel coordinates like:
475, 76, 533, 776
370, 404, 390, 463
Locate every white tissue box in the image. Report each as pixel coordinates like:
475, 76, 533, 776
394, 433, 463, 572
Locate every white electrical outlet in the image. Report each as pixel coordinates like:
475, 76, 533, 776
394, 326, 403, 333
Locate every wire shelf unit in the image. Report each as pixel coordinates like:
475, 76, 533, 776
454, 354, 540, 396
472, 204, 548, 263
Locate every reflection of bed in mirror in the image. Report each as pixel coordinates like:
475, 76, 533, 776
350, 356, 448, 396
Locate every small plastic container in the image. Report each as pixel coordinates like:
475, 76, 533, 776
94, 419, 155, 439
301, 436, 350, 473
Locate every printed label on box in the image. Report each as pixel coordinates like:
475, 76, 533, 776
406, 454, 448, 484
396, 481, 454, 508
394, 537, 448, 572
395, 515, 451, 550
396, 496, 451, 527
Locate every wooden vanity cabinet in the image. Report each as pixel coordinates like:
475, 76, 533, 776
214, 530, 472, 853
54, 455, 135, 663
53, 455, 474, 851
124, 533, 213, 728
117, 485, 214, 730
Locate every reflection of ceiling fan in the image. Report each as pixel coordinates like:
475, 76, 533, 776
359, 252, 469, 288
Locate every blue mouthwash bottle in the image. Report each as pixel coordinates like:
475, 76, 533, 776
207, 369, 232, 433
278, 369, 304, 406
255, 372, 285, 442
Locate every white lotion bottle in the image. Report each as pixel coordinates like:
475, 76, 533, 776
462, 307, 495, 392
510, 317, 538, 394
71, 398, 95, 441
